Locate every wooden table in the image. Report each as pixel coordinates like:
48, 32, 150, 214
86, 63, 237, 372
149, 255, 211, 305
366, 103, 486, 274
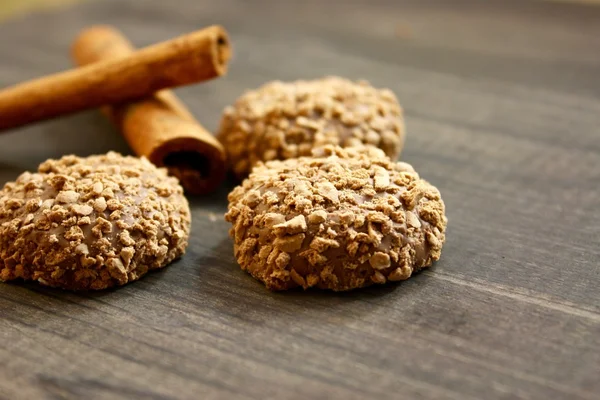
1, 1, 599, 399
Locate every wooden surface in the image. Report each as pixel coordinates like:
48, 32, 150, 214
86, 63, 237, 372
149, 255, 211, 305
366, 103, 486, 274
0, 0, 80, 21
1, 1, 599, 399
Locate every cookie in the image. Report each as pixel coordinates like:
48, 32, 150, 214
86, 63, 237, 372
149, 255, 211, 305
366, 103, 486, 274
0, 152, 191, 290
225, 146, 446, 291
217, 76, 406, 179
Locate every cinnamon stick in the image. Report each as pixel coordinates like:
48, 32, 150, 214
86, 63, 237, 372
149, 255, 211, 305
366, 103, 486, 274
0, 25, 231, 131
71, 25, 227, 195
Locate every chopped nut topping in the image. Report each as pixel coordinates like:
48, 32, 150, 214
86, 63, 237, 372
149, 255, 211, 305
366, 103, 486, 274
369, 252, 391, 270
273, 215, 307, 235
72, 204, 93, 216
273, 233, 305, 253
406, 211, 422, 228
308, 210, 327, 224
56, 190, 80, 204
388, 266, 413, 281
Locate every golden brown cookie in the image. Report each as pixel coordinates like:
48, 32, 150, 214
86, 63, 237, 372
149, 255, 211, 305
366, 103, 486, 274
0, 152, 191, 290
217, 76, 406, 179
225, 146, 447, 291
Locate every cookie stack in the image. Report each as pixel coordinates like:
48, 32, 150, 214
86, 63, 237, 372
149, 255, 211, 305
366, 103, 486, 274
220, 77, 448, 291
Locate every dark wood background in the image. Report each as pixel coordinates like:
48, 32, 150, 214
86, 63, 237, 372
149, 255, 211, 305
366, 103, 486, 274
1, 1, 599, 399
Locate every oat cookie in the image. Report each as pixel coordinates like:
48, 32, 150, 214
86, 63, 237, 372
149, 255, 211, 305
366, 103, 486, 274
0, 152, 191, 290
225, 146, 446, 291
218, 76, 406, 179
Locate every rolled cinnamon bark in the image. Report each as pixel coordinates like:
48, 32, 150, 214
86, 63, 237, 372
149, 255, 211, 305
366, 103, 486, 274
0, 25, 231, 132
71, 25, 227, 195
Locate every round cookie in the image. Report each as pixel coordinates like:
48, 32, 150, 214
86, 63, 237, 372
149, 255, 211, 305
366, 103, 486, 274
217, 76, 406, 179
225, 146, 447, 291
0, 152, 191, 290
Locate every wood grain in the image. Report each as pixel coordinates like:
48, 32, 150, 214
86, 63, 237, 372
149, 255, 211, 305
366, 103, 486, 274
1, 1, 599, 399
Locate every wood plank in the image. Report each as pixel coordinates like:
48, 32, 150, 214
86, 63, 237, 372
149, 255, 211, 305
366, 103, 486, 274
1, 1, 599, 399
